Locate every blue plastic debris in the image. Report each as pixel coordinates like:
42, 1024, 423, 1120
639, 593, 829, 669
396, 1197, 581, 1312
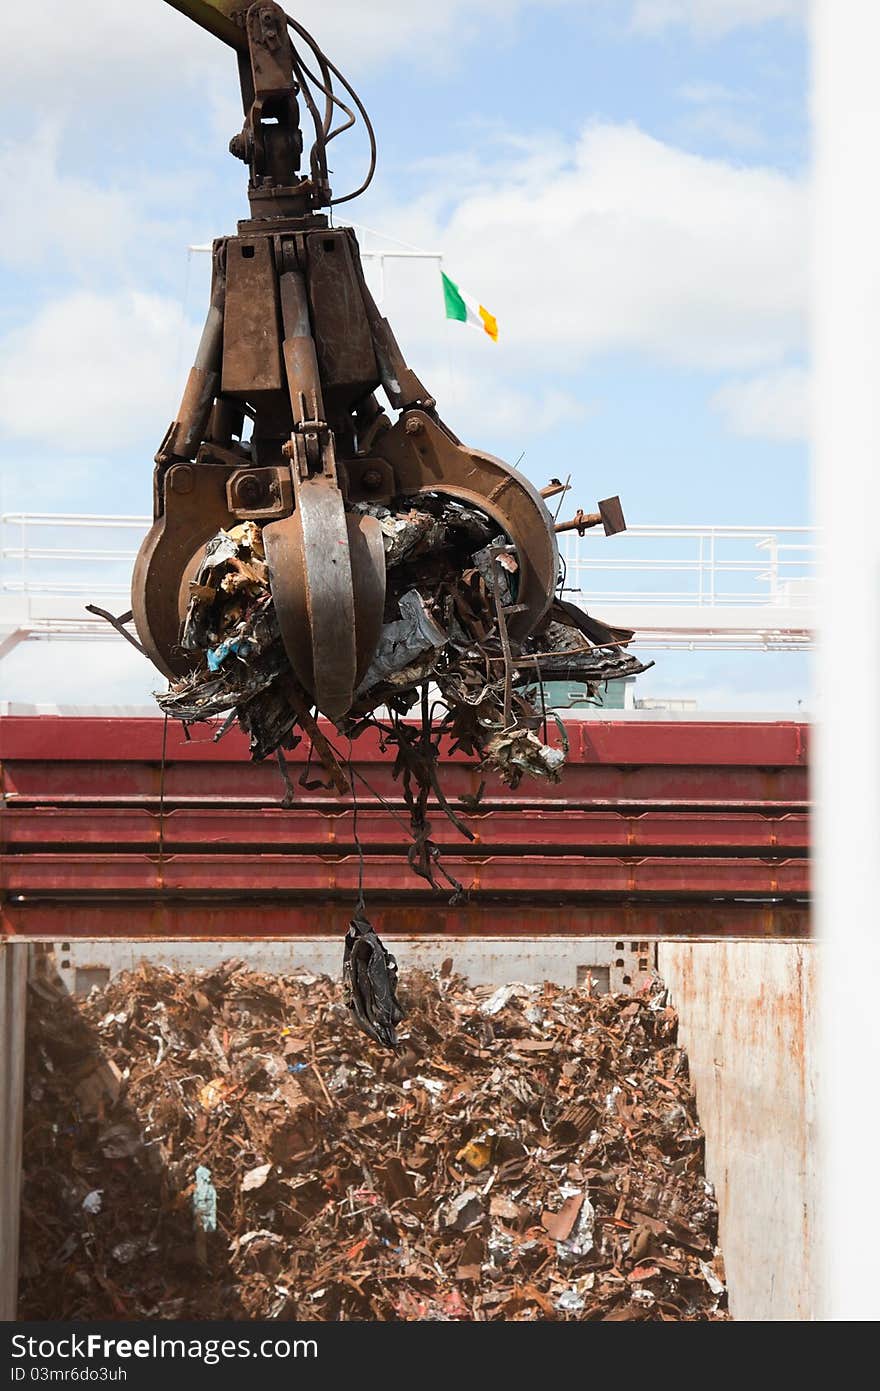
193, 1164, 217, 1232
206, 636, 253, 672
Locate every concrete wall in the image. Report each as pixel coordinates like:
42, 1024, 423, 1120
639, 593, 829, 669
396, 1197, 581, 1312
658, 939, 819, 1321
54, 936, 653, 996
0, 943, 27, 1321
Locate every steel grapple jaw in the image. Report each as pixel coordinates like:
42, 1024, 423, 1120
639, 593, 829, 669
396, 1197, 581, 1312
130, 222, 563, 727
132, 3, 636, 742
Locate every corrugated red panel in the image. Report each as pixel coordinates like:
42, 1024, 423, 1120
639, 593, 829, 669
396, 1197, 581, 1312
0, 715, 809, 765
3, 806, 808, 852
0, 716, 810, 939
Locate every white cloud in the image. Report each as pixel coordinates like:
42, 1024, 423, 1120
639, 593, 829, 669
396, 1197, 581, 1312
3, 2, 222, 111
631, 0, 804, 35
0, 124, 219, 295
0, 455, 111, 512
684, 107, 766, 148
0, 290, 200, 451
0, 127, 142, 278
1, 2, 571, 110
677, 80, 765, 150
375, 122, 807, 374
0, 119, 808, 456
679, 81, 745, 104
711, 365, 808, 440
421, 354, 591, 441
2, 2, 804, 120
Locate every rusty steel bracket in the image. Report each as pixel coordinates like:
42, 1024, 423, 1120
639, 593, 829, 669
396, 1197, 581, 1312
555, 496, 627, 538
226, 466, 293, 518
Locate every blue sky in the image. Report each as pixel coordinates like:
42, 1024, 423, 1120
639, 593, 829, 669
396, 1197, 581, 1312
0, 0, 810, 708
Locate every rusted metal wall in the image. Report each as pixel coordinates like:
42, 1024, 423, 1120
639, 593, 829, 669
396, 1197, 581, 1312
658, 939, 819, 1321
0, 942, 27, 1320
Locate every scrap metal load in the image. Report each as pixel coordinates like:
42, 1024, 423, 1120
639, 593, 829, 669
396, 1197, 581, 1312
128, 1, 648, 803
156, 501, 643, 781
20, 963, 728, 1322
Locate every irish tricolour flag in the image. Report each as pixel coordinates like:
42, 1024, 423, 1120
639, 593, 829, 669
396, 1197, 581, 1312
441, 271, 498, 342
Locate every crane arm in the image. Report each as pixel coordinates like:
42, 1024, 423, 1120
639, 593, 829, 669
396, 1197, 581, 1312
160, 0, 377, 211
162, 0, 248, 52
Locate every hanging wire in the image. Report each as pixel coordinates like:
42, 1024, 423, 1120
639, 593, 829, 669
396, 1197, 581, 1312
348, 736, 367, 916
535, 654, 550, 746
157, 712, 169, 887
552, 472, 572, 522
556, 548, 569, 598
291, 43, 355, 145
289, 49, 330, 193
282, 10, 377, 206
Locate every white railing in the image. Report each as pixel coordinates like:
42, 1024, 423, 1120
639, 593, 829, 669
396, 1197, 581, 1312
561, 524, 817, 609
1, 513, 144, 600
1, 513, 817, 655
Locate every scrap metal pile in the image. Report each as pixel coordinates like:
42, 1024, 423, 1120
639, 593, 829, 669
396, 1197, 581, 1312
157, 498, 646, 783
20, 961, 728, 1322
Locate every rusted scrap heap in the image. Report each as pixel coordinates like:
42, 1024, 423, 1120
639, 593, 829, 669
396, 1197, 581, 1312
20, 964, 728, 1322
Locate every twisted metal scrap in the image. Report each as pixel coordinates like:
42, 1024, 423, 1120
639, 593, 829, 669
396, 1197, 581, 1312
342, 913, 404, 1050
